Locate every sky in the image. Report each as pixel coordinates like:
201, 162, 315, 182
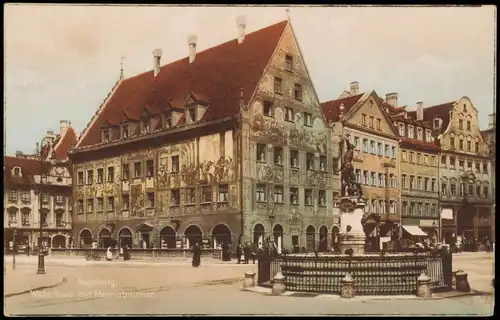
4, 5, 496, 156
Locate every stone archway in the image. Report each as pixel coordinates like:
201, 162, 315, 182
331, 226, 340, 253
306, 225, 316, 252
273, 224, 284, 254
319, 226, 328, 252
159, 226, 176, 249
211, 224, 232, 249
118, 228, 133, 248
98, 229, 112, 248
53, 235, 66, 248
79, 229, 93, 248
253, 224, 265, 248
184, 225, 202, 249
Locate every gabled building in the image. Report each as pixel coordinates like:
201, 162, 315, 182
69, 16, 335, 252
384, 96, 441, 240
321, 82, 400, 246
410, 98, 494, 245
4, 121, 77, 252
480, 112, 496, 242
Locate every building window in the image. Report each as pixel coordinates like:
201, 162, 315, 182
102, 129, 110, 142
134, 162, 141, 178
416, 177, 422, 190
475, 142, 480, 152
55, 213, 63, 227
22, 212, 30, 226
441, 155, 446, 166
285, 54, 294, 71
376, 118, 381, 130
86, 170, 93, 185
409, 152, 414, 163
377, 143, 383, 156
384, 145, 390, 157
450, 183, 456, 196
467, 141, 472, 152
459, 139, 464, 150
290, 150, 299, 168
284, 107, 294, 122
77, 172, 84, 185
467, 161, 472, 170
185, 188, 195, 204
474, 162, 481, 173
362, 139, 368, 153
304, 189, 313, 206
290, 187, 298, 205
378, 173, 384, 187
363, 170, 369, 185
77, 200, 84, 213
107, 197, 114, 211
362, 114, 367, 126
424, 155, 429, 165
122, 164, 129, 180
146, 160, 155, 176
370, 172, 376, 186
8, 190, 17, 202
263, 101, 273, 117
56, 194, 64, 205
369, 116, 374, 128
433, 119, 440, 128
142, 120, 150, 133
431, 178, 436, 192
390, 174, 396, 188
274, 147, 283, 165
476, 185, 481, 197
86, 199, 94, 213
97, 168, 104, 183
417, 128, 423, 140
450, 137, 455, 148
370, 141, 376, 154
171, 156, 179, 172
122, 125, 129, 138
21, 192, 30, 204
441, 182, 447, 195
306, 153, 315, 170
201, 186, 212, 203
401, 151, 407, 162
171, 189, 180, 206
458, 160, 465, 170
319, 156, 327, 172
188, 108, 197, 123
147, 193, 155, 208
391, 146, 396, 159
483, 163, 488, 173
416, 153, 421, 164
294, 84, 302, 100
274, 186, 284, 203
107, 167, 114, 182
449, 156, 456, 169
218, 184, 229, 202
459, 119, 463, 130
399, 124, 405, 137
353, 137, 360, 151
256, 184, 266, 202
303, 112, 312, 127
122, 195, 129, 210
468, 184, 474, 196
409, 176, 415, 190
483, 186, 489, 197
466, 120, 471, 130
256, 144, 266, 162
96, 197, 104, 212
274, 77, 282, 94
408, 125, 414, 139
318, 190, 326, 206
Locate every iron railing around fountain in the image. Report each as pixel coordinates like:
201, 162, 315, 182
258, 248, 453, 295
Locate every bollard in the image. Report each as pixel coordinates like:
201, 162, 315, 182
416, 273, 432, 298
455, 270, 470, 292
340, 273, 355, 299
243, 270, 256, 288
272, 272, 286, 295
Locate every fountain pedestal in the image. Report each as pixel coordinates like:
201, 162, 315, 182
338, 197, 366, 255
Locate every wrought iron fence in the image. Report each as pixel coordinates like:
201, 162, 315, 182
258, 248, 453, 295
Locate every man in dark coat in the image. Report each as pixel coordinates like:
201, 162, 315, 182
236, 243, 243, 264
192, 242, 201, 267
243, 242, 250, 264
123, 245, 131, 261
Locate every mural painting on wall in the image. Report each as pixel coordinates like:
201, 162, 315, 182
257, 163, 283, 184
287, 207, 304, 232
130, 184, 144, 217
306, 170, 327, 189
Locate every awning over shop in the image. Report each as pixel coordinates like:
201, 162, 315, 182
441, 208, 453, 220
402, 225, 428, 237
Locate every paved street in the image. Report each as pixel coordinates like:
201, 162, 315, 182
452, 252, 494, 293
4, 253, 494, 316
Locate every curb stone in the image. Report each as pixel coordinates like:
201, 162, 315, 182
5, 277, 68, 298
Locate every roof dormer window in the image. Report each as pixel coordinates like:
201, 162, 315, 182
399, 123, 405, 137
187, 108, 197, 124
426, 129, 433, 143
12, 166, 22, 177
121, 125, 129, 139
433, 118, 441, 129
141, 120, 150, 134
417, 127, 423, 141
102, 129, 110, 143
408, 125, 414, 139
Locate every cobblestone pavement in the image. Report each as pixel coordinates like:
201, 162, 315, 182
4, 265, 65, 296
452, 252, 494, 293
4, 264, 494, 316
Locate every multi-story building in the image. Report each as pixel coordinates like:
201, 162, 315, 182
3, 122, 77, 251
321, 82, 400, 244
480, 112, 496, 242
385, 96, 441, 240
69, 16, 335, 252
411, 98, 494, 245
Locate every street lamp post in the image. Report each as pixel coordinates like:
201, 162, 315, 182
9, 221, 18, 270
37, 137, 57, 275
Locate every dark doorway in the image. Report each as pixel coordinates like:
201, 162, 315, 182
159, 226, 176, 249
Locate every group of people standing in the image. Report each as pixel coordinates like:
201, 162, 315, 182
235, 242, 258, 264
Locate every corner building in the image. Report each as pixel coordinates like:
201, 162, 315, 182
70, 18, 335, 252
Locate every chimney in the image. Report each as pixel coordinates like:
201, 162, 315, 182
350, 81, 359, 96
187, 35, 197, 64
236, 16, 247, 44
385, 93, 398, 107
416, 102, 424, 121
152, 49, 162, 77
488, 112, 496, 129
60, 120, 69, 135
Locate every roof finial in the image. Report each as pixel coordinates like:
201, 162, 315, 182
239, 88, 244, 109
286, 8, 291, 21
119, 56, 124, 80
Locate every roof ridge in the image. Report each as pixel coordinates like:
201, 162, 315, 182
320, 92, 365, 105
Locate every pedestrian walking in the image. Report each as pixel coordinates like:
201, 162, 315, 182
227, 243, 232, 262
192, 242, 201, 267
236, 243, 243, 264
243, 242, 250, 264
105, 247, 113, 261
251, 243, 257, 264
123, 245, 130, 261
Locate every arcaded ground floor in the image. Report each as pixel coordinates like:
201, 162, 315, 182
3, 228, 73, 252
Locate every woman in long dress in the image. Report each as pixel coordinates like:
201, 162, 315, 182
105, 247, 113, 261
192, 242, 201, 267
123, 245, 130, 261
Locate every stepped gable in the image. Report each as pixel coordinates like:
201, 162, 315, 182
78, 20, 289, 148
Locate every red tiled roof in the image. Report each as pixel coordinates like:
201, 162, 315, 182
400, 138, 440, 151
3, 156, 55, 186
390, 114, 432, 129
78, 20, 289, 148
414, 102, 455, 134
41, 127, 78, 161
320, 94, 364, 123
